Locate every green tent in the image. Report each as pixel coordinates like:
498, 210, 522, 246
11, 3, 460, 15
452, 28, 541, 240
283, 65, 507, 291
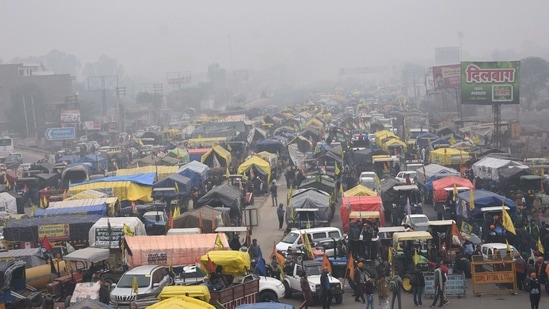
166, 147, 190, 163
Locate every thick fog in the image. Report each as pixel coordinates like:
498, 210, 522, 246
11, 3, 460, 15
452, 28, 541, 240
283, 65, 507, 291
1, 0, 548, 83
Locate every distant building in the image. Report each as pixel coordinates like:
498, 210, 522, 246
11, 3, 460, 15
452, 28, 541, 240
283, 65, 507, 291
0, 63, 74, 135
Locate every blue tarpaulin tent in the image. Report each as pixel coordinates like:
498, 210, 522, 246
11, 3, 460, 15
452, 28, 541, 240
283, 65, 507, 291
152, 174, 192, 198
456, 189, 517, 217
79, 154, 108, 171
35, 204, 107, 217
253, 138, 286, 157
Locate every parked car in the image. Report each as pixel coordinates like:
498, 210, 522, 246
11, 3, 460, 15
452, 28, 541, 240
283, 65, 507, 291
480, 243, 519, 261
395, 171, 416, 184
4, 152, 23, 169
110, 265, 172, 309
401, 214, 429, 231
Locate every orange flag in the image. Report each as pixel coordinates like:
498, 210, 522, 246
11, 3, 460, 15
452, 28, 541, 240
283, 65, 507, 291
346, 254, 355, 281
322, 253, 333, 274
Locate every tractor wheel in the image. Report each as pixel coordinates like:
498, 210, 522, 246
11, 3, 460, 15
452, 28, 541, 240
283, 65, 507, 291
402, 274, 413, 293
393, 259, 406, 277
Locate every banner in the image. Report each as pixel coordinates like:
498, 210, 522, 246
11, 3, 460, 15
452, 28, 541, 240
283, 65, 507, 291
60, 109, 81, 123
461, 61, 520, 105
433, 64, 461, 89
38, 224, 70, 241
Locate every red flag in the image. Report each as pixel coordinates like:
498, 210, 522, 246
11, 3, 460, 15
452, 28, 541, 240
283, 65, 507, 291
41, 236, 53, 252
207, 255, 215, 273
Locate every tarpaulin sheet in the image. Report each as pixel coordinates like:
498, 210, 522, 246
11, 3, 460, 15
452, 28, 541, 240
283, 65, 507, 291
116, 166, 179, 180
456, 189, 517, 217
36, 204, 106, 217
237, 156, 271, 182
152, 174, 192, 197
68, 181, 153, 202
124, 234, 229, 268
78, 173, 156, 186
432, 176, 473, 202
46, 197, 119, 216
343, 184, 377, 197
201, 145, 232, 168
340, 196, 384, 231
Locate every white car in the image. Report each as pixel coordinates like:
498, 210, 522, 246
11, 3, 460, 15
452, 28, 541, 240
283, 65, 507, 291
110, 265, 171, 309
480, 243, 519, 261
395, 171, 416, 184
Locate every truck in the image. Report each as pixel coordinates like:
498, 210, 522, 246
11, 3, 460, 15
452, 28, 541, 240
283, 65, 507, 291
282, 261, 344, 304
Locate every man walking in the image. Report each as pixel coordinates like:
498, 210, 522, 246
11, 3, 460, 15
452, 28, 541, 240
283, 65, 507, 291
430, 263, 448, 307
320, 268, 332, 309
299, 273, 311, 309
390, 274, 403, 309
277, 203, 285, 230
364, 277, 375, 309
270, 181, 278, 207
377, 274, 390, 309
412, 265, 425, 306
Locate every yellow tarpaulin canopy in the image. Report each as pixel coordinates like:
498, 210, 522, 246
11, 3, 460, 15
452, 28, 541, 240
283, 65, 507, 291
158, 286, 211, 302
255, 151, 277, 161
116, 166, 178, 180
343, 184, 378, 197
201, 145, 232, 168
430, 148, 470, 166
68, 181, 153, 202
148, 295, 215, 309
65, 189, 108, 200
199, 250, 251, 275
383, 138, 407, 152
237, 156, 271, 182
375, 130, 396, 146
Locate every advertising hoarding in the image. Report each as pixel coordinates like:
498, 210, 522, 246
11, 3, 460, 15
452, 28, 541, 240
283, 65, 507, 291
60, 109, 81, 123
460, 61, 520, 105
433, 64, 461, 89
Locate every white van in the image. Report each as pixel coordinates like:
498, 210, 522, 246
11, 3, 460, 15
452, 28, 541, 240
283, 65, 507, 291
166, 228, 201, 235
276, 227, 342, 254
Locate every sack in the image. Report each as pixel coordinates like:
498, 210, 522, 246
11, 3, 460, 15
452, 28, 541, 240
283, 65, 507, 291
531, 288, 540, 295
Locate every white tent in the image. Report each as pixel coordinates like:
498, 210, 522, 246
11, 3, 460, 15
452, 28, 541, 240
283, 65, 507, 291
88, 217, 147, 249
0, 192, 18, 218
472, 157, 528, 182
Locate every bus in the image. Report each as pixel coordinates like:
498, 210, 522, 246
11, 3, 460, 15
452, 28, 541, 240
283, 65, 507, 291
0, 137, 14, 161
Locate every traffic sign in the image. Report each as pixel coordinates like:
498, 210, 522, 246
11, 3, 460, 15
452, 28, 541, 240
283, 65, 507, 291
44, 127, 76, 141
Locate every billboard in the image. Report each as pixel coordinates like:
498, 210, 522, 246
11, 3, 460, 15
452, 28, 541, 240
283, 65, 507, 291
60, 109, 81, 123
461, 61, 520, 105
433, 64, 461, 89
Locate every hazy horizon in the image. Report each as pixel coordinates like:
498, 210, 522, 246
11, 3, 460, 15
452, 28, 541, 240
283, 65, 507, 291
2, 0, 548, 84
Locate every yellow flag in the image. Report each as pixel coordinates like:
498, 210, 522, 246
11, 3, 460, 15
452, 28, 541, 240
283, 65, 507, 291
501, 200, 516, 235
132, 276, 139, 294
469, 189, 475, 211
388, 246, 393, 265
173, 206, 180, 218
538, 237, 545, 254
334, 163, 340, 175
505, 239, 512, 254
453, 183, 458, 202
413, 249, 420, 265
339, 182, 344, 195
226, 168, 230, 180
31, 203, 36, 217
215, 234, 224, 249
174, 182, 179, 193
123, 224, 134, 236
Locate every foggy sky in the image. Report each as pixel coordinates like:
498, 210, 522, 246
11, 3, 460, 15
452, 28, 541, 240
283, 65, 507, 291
2, 0, 548, 82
